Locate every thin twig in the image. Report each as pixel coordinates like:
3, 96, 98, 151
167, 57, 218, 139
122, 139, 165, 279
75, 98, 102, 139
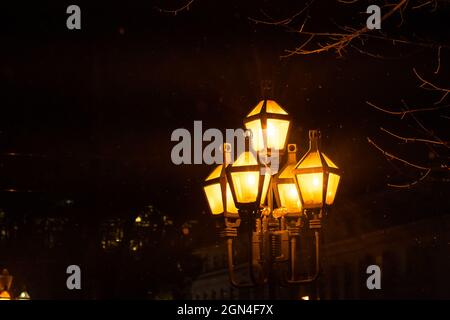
156, 0, 195, 15
400, 99, 446, 146
434, 45, 442, 74
366, 101, 450, 116
367, 137, 431, 170
380, 127, 449, 147
413, 68, 450, 105
387, 169, 431, 188
412, 0, 433, 9
283, 0, 408, 57
249, 0, 316, 26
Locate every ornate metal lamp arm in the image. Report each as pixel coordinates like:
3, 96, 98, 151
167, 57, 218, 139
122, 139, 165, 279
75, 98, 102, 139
283, 230, 320, 285
282, 213, 322, 285
226, 238, 259, 288
246, 211, 267, 286
224, 214, 266, 288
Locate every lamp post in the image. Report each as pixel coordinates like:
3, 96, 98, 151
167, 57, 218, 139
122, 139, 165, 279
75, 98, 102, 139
203, 99, 341, 298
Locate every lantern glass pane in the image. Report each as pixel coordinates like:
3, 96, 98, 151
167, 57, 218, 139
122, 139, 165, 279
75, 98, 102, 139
326, 173, 340, 205
226, 183, 238, 214
260, 172, 271, 205
205, 165, 222, 181
245, 120, 264, 152
204, 183, 223, 215
266, 118, 290, 150
278, 183, 302, 213
266, 100, 288, 115
297, 151, 322, 169
233, 150, 258, 167
323, 154, 338, 169
247, 101, 264, 117
297, 172, 323, 207
279, 164, 295, 179
230, 171, 259, 203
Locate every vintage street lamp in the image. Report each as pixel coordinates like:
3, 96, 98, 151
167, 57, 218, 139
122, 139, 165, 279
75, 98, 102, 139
203, 98, 341, 295
293, 130, 340, 210
273, 144, 302, 215
226, 135, 271, 212
203, 143, 238, 217
244, 100, 291, 154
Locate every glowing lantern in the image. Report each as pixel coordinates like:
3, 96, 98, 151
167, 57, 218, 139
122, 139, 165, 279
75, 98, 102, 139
273, 144, 303, 215
293, 130, 340, 209
226, 137, 271, 209
244, 100, 291, 153
204, 143, 238, 216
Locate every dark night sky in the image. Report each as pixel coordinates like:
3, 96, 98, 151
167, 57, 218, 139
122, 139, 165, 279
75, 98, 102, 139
0, 0, 449, 224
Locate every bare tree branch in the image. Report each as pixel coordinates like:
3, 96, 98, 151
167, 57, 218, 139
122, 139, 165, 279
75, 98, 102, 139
412, 0, 434, 10
434, 45, 442, 74
156, 0, 195, 15
399, 99, 446, 146
380, 127, 449, 147
248, 0, 316, 26
367, 136, 449, 188
367, 137, 431, 170
366, 101, 450, 118
413, 68, 450, 104
281, 0, 409, 57
337, 0, 360, 4
387, 169, 431, 188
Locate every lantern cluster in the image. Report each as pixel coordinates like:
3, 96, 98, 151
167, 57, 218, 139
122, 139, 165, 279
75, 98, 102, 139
204, 99, 341, 217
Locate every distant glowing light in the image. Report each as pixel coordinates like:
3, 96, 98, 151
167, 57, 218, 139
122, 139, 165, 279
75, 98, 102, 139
18, 291, 31, 300
0, 291, 11, 300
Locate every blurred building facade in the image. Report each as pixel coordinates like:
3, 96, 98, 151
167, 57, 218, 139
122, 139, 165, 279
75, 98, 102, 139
190, 214, 450, 300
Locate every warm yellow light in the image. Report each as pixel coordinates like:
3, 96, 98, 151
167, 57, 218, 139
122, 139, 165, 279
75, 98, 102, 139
301, 295, 310, 300
297, 151, 322, 169
266, 122, 275, 137
204, 182, 239, 215
204, 183, 223, 215
245, 119, 290, 152
0, 290, 11, 300
245, 119, 264, 151
226, 183, 238, 214
312, 176, 320, 187
18, 291, 30, 300
278, 183, 302, 213
266, 118, 290, 150
230, 172, 259, 203
229, 150, 266, 204
205, 165, 222, 180
297, 172, 323, 207
265, 100, 288, 114
246, 174, 257, 186
135, 216, 142, 223
260, 172, 271, 205
326, 173, 340, 205
244, 100, 290, 152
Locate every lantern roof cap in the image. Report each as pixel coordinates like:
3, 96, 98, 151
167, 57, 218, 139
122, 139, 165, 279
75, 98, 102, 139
246, 99, 288, 117
205, 164, 223, 181
232, 150, 258, 167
